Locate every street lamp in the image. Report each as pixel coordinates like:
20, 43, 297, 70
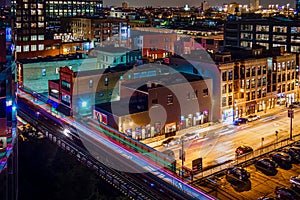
288, 105, 294, 140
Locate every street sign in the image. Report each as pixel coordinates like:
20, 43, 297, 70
288, 109, 294, 118
192, 158, 202, 173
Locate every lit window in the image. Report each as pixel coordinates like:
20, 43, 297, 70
167, 94, 173, 104
31, 45, 37, 51
16, 46, 21, 52
38, 44, 44, 51
23, 45, 29, 52
31, 35, 37, 41
38, 35, 44, 40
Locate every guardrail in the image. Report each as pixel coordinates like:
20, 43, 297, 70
191, 133, 300, 184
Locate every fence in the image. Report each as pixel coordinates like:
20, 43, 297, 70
192, 133, 300, 182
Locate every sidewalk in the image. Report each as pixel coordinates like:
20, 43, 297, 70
142, 105, 288, 148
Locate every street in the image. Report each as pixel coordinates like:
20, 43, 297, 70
156, 107, 300, 170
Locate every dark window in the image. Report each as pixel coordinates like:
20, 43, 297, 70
167, 94, 173, 104
152, 98, 158, 104
203, 88, 208, 96
222, 72, 227, 81
61, 80, 71, 91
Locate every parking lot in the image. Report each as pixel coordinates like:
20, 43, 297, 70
193, 157, 300, 200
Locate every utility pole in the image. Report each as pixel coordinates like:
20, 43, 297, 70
288, 106, 294, 140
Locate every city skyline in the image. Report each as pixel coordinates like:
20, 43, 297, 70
0, 0, 296, 8
105, 0, 295, 7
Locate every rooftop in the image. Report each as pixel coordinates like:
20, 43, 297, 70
95, 98, 148, 116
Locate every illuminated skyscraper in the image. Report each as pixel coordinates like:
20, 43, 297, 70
250, 0, 259, 11
0, 18, 17, 200
296, 0, 300, 13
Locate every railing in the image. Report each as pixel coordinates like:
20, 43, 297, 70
191, 133, 300, 183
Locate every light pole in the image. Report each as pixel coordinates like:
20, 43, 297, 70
288, 106, 294, 140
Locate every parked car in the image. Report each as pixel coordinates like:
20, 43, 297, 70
257, 197, 276, 200
162, 149, 175, 158
274, 186, 298, 200
254, 158, 278, 174
269, 152, 292, 168
236, 145, 253, 157
291, 102, 300, 108
233, 118, 248, 125
280, 147, 300, 163
183, 132, 199, 142
162, 137, 176, 147
226, 166, 250, 181
292, 140, 300, 148
248, 114, 260, 122
290, 175, 300, 188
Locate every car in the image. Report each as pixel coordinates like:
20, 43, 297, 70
291, 102, 300, 108
162, 149, 175, 158
290, 175, 300, 188
280, 147, 300, 163
254, 158, 278, 174
236, 145, 254, 157
226, 166, 250, 181
257, 197, 276, 200
248, 114, 260, 122
162, 137, 175, 147
292, 140, 300, 148
183, 132, 199, 142
269, 152, 292, 169
233, 118, 248, 125
274, 186, 298, 200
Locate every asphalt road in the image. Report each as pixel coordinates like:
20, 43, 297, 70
157, 107, 300, 170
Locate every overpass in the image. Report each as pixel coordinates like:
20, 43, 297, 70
16, 86, 214, 200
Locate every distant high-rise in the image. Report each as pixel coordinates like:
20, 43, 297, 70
250, 0, 259, 11
296, 0, 300, 13
0, 18, 17, 200
13, 0, 104, 60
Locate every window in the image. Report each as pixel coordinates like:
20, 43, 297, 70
222, 72, 227, 81
31, 45, 37, 51
203, 89, 208, 97
31, 35, 37, 41
228, 96, 233, 106
62, 80, 71, 91
251, 91, 255, 100
152, 98, 158, 104
222, 97, 226, 107
246, 68, 250, 77
104, 77, 108, 86
246, 92, 250, 101
246, 80, 250, 89
228, 70, 233, 80
228, 84, 233, 93
167, 94, 173, 104
61, 93, 71, 105
22, 45, 29, 52
38, 44, 44, 51
42, 68, 46, 76
222, 85, 227, 94
38, 35, 44, 40
251, 67, 256, 76
251, 79, 256, 88
16, 46, 21, 52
